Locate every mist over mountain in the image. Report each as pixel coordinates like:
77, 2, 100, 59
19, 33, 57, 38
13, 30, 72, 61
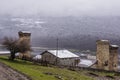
0, 0, 120, 17
0, 16, 120, 51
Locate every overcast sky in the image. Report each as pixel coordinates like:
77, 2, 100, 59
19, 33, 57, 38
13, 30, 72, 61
0, 0, 120, 16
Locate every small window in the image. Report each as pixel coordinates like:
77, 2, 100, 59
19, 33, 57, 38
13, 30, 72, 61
114, 64, 117, 67
104, 60, 108, 66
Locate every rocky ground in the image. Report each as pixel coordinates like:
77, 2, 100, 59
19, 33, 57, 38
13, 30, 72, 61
0, 63, 30, 80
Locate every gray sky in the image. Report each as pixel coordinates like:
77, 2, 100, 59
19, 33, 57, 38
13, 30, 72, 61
0, 0, 120, 16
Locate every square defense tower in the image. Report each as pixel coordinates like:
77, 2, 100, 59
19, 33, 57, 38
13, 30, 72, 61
18, 31, 31, 42
96, 40, 119, 71
109, 45, 119, 71
18, 31, 31, 58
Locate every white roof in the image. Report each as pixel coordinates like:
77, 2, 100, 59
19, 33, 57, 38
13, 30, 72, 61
0, 51, 10, 55
20, 31, 31, 33
110, 45, 119, 48
78, 59, 96, 67
101, 40, 108, 42
33, 55, 41, 60
47, 50, 79, 58
15, 53, 20, 56
80, 53, 87, 56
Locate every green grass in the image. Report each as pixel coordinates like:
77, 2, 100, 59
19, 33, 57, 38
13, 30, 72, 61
0, 56, 93, 80
1, 56, 119, 80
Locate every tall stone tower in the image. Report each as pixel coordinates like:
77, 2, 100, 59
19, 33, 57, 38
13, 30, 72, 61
18, 31, 31, 42
109, 45, 119, 71
96, 40, 110, 70
96, 40, 119, 71
18, 31, 31, 58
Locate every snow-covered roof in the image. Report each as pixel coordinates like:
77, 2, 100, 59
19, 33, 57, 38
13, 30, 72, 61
0, 51, 10, 53
78, 59, 96, 67
101, 40, 109, 42
15, 53, 19, 56
97, 40, 109, 43
19, 31, 31, 33
0, 51, 10, 55
44, 50, 79, 58
33, 55, 41, 60
110, 45, 119, 48
80, 53, 88, 56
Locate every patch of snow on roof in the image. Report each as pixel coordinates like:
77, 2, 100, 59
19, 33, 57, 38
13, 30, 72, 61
33, 55, 41, 60
101, 40, 109, 42
48, 50, 79, 58
15, 53, 19, 56
111, 45, 119, 48
0, 51, 10, 54
20, 31, 31, 33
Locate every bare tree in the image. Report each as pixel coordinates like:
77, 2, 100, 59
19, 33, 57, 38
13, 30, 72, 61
2, 37, 31, 60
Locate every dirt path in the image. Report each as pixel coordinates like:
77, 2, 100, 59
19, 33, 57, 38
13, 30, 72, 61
0, 63, 30, 80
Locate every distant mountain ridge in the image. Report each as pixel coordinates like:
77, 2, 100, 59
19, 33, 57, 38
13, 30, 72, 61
0, 16, 120, 51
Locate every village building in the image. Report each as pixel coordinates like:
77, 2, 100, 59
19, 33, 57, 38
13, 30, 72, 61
18, 31, 31, 58
41, 50, 80, 66
96, 40, 119, 71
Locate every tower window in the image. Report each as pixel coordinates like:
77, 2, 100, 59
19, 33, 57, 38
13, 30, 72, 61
114, 64, 117, 67
104, 60, 108, 66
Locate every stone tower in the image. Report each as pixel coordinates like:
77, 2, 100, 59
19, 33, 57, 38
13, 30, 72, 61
96, 40, 119, 71
18, 31, 31, 58
96, 40, 110, 70
109, 45, 119, 71
18, 31, 31, 42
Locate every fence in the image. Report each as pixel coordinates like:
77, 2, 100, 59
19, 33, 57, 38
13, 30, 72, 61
16, 57, 120, 75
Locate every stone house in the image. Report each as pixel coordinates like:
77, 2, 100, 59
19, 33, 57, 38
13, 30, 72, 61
41, 50, 80, 66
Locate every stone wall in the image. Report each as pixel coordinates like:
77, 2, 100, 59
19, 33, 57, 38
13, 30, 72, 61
41, 52, 80, 66
41, 52, 57, 64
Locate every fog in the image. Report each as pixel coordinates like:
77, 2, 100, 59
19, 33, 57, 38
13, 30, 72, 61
0, 0, 120, 50
0, 0, 120, 16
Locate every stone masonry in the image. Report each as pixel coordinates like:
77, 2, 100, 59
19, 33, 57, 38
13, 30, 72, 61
18, 31, 31, 58
96, 40, 119, 71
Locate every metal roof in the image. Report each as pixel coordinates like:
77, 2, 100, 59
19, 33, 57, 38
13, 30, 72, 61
78, 59, 97, 67
46, 50, 79, 58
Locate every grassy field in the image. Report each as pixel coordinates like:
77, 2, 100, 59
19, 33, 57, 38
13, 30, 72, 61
0, 56, 120, 80
0, 56, 94, 80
